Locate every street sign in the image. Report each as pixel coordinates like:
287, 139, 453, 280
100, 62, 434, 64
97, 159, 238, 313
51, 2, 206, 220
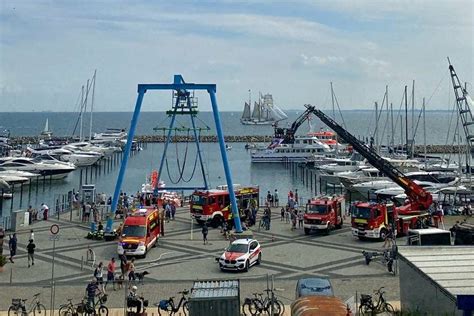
49, 235, 60, 241
50, 224, 60, 235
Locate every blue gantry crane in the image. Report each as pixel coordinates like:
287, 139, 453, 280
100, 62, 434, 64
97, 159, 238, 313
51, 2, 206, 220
110, 75, 243, 232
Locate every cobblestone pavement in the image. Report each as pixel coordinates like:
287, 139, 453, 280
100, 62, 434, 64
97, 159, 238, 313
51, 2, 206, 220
0, 205, 426, 312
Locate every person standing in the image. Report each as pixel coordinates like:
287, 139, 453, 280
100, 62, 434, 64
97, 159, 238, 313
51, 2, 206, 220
274, 189, 279, 208
170, 202, 176, 220
85, 278, 100, 309
128, 258, 136, 286
29, 229, 35, 242
280, 207, 285, 221
295, 189, 299, 205
94, 262, 105, 292
202, 224, 208, 245
41, 203, 49, 220
119, 253, 128, 276
165, 201, 171, 223
9, 234, 17, 263
27, 239, 36, 267
298, 210, 304, 228
105, 257, 116, 291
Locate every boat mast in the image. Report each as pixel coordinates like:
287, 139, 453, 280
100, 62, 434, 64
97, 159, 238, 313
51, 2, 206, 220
390, 103, 394, 152
330, 82, 336, 119
375, 101, 379, 154
80, 85, 84, 141
89, 70, 97, 141
404, 85, 408, 156
411, 80, 415, 158
423, 97, 427, 167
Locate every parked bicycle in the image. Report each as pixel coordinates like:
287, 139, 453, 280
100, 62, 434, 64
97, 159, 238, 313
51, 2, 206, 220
156, 290, 189, 316
8, 293, 46, 316
58, 298, 80, 316
358, 287, 395, 315
242, 289, 284, 316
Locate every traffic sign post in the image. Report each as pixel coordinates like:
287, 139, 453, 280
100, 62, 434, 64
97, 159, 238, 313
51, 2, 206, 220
49, 224, 59, 316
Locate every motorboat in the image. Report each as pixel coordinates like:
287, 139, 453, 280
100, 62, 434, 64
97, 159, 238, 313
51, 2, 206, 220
352, 171, 460, 196
226, 144, 232, 151
0, 157, 76, 180
251, 135, 334, 163
28, 147, 102, 167
0, 169, 40, 182
317, 158, 366, 174
65, 142, 117, 157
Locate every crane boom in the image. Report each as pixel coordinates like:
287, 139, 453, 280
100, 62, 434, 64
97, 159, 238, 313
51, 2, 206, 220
273, 105, 316, 144
311, 106, 432, 211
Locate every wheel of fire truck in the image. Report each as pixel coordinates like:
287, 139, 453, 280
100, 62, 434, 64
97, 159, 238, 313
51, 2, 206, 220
211, 215, 223, 229
379, 228, 388, 241
335, 218, 343, 229
304, 228, 310, 235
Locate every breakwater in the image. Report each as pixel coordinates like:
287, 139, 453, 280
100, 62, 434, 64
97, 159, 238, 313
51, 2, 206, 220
9, 135, 469, 154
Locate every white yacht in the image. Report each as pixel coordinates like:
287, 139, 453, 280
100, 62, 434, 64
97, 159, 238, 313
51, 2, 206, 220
28, 147, 102, 167
250, 135, 334, 163
0, 157, 76, 180
318, 158, 366, 174
65, 142, 117, 157
352, 171, 460, 196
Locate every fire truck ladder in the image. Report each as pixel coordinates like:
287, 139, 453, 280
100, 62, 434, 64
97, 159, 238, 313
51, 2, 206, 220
448, 58, 474, 172
111, 75, 244, 232
310, 105, 432, 211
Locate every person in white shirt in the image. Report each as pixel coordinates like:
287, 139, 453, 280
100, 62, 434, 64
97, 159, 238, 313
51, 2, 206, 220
29, 229, 34, 242
40, 203, 49, 220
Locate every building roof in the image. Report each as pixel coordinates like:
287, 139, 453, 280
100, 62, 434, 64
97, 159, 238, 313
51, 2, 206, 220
191, 280, 239, 299
398, 246, 474, 297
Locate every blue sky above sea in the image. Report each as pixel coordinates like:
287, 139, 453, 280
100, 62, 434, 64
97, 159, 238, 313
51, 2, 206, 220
0, 0, 472, 112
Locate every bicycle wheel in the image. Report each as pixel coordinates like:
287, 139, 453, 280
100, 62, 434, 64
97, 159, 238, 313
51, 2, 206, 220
384, 302, 395, 313
242, 302, 253, 315
358, 304, 372, 316
97, 306, 108, 316
248, 300, 261, 316
58, 306, 74, 316
266, 299, 283, 316
182, 301, 189, 315
8, 306, 20, 316
33, 304, 47, 316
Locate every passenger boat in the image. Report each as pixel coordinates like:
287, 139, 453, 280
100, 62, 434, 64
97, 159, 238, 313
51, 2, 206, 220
250, 134, 334, 163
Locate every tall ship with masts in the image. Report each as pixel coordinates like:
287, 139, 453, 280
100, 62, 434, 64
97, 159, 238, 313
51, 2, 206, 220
241, 93, 288, 125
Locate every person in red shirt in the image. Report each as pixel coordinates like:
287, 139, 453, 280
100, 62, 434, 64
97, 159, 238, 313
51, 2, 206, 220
105, 257, 116, 291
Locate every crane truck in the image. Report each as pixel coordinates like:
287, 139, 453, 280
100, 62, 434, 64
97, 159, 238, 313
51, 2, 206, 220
309, 105, 437, 240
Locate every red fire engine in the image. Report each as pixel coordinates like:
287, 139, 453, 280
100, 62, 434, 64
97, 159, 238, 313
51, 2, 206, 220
304, 195, 345, 235
312, 107, 438, 240
190, 185, 259, 227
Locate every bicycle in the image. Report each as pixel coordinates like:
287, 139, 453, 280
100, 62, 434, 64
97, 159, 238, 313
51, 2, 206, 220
358, 286, 395, 315
58, 298, 80, 316
242, 290, 285, 316
156, 290, 189, 316
8, 293, 47, 316
79, 293, 109, 316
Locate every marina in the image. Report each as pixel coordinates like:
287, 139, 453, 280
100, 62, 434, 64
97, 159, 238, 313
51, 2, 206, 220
1, 1, 473, 315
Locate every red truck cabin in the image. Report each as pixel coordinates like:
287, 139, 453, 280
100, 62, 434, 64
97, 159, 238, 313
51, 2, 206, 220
351, 202, 395, 239
190, 186, 259, 227
304, 196, 345, 234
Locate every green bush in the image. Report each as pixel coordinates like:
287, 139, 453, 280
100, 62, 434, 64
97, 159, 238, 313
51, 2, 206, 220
0, 255, 7, 267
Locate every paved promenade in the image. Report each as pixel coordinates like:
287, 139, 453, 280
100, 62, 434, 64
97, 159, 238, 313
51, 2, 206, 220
1, 205, 404, 313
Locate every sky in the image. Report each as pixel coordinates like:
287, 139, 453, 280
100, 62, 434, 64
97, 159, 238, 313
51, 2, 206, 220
0, 0, 473, 112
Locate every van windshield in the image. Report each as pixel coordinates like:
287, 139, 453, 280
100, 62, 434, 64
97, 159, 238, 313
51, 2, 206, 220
122, 225, 146, 237
307, 205, 329, 214
352, 207, 371, 219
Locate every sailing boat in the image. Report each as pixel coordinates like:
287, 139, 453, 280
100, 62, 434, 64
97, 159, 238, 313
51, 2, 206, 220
240, 93, 288, 125
40, 118, 53, 139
